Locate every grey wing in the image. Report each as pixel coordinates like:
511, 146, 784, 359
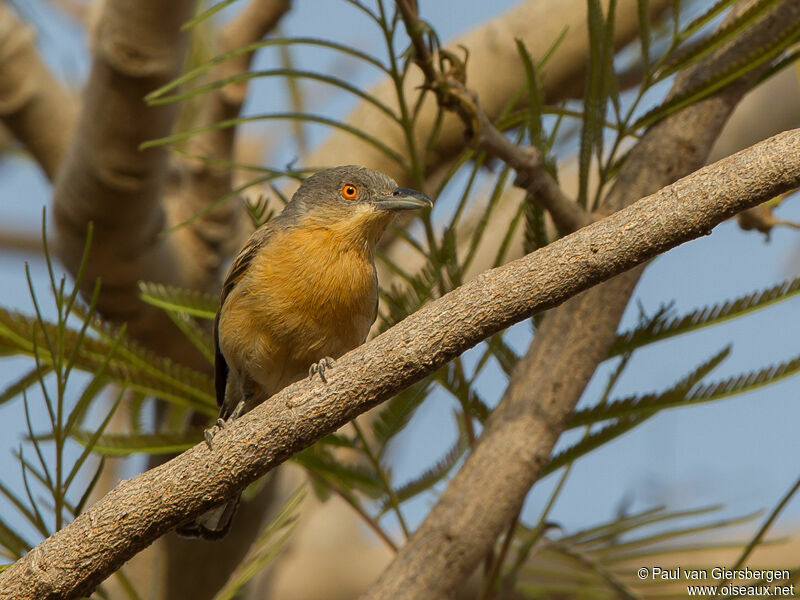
213, 311, 228, 410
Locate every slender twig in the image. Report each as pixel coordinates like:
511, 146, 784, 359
307, 471, 398, 552
351, 420, 410, 538
395, 0, 592, 234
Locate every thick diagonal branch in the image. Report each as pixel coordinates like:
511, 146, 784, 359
1, 128, 799, 600
363, 2, 800, 598
52, 0, 197, 360
0, 3, 77, 179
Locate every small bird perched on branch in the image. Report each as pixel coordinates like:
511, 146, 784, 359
177, 165, 432, 539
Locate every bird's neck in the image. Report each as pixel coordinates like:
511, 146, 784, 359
300, 208, 394, 258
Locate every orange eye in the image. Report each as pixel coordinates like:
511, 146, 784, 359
342, 184, 358, 199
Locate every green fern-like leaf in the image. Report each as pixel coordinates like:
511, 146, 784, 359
633, 15, 800, 130
577, 0, 607, 208
570, 351, 800, 431
609, 277, 800, 356
167, 312, 214, 364
147, 37, 388, 104
212, 487, 305, 600
687, 352, 800, 404
0, 366, 50, 408
182, 0, 240, 31
676, 0, 739, 43
151, 68, 398, 120
293, 446, 383, 499
515, 39, 545, 149
372, 380, 432, 455
0, 517, 30, 560
0, 307, 215, 413
514, 504, 773, 600
138, 282, 218, 319
549, 348, 728, 470
73, 429, 205, 456
523, 193, 548, 254
592, 510, 763, 562
380, 436, 466, 513
140, 112, 408, 168
379, 253, 443, 331
561, 504, 712, 545
570, 346, 731, 427
656, 0, 783, 80
637, 0, 652, 79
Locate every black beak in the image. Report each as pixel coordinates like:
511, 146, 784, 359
374, 187, 433, 211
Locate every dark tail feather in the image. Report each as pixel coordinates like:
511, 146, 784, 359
176, 495, 241, 540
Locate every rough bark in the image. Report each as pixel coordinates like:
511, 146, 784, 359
0, 2, 77, 179
361, 2, 800, 598
1, 127, 799, 600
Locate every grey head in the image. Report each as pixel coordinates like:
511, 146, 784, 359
282, 165, 431, 220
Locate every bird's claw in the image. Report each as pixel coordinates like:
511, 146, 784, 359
204, 422, 220, 450
308, 357, 334, 383
204, 418, 230, 450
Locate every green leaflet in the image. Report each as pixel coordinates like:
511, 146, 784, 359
147, 37, 387, 103
150, 68, 398, 120
634, 14, 800, 130
182, 0, 240, 31
655, 0, 785, 81
212, 487, 305, 600
73, 430, 205, 456
379, 436, 466, 514
548, 347, 729, 470
0, 307, 215, 411
141, 112, 408, 169
577, 0, 608, 208
610, 277, 800, 356
372, 380, 432, 455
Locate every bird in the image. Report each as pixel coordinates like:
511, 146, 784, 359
177, 165, 432, 539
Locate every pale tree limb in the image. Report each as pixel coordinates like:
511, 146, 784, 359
303, 0, 671, 188
44, 0, 89, 24
0, 127, 798, 600
0, 2, 77, 179
52, 0, 198, 361
362, 2, 800, 599
0, 228, 42, 254
167, 0, 291, 293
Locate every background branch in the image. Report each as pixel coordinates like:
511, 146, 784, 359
362, 1, 800, 598
0, 2, 77, 179
1, 127, 799, 600
51, 0, 199, 361
167, 0, 291, 293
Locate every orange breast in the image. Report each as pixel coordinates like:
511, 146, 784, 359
219, 213, 383, 395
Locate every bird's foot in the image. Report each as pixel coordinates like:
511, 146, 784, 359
204, 399, 247, 450
308, 357, 334, 383
204, 419, 225, 450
